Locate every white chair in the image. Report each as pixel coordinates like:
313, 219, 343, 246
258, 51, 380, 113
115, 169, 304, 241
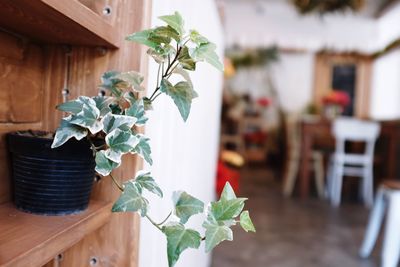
327, 117, 380, 207
360, 181, 400, 267
283, 113, 325, 199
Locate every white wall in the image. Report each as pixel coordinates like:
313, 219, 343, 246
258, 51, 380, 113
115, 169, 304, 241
370, 49, 400, 120
139, 1, 224, 267
270, 52, 315, 113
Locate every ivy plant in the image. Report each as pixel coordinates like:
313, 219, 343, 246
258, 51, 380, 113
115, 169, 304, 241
51, 11, 255, 267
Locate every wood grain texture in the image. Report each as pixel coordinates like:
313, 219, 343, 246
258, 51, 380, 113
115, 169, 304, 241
41, 1, 152, 266
0, 0, 120, 48
0, 201, 112, 267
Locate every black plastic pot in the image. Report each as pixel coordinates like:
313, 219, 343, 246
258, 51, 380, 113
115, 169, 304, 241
7, 131, 96, 215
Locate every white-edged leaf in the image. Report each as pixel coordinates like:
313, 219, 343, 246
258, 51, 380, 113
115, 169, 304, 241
158, 12, 184, 35
240, 211, 256, 233
189, 30, 208, 45
220, 182, 237, 201
56, 100, 83, 115
112, 180, 148, 216
203, 223, 233, 252
125, 98, 148, 126
210, 198, 247, 221
190, 42, 223, 71
131, 134, 152, 165
173, 191, 204, 224
51, 117, 88, 148
95, 150, 120, 176
105, 129, 139, 163
126, 30, 159, 49
69, 96, 102, 134
117, 71, 145, 92
102, 113, 137, 134
163, 223, 201, 267
135, 171, 162, 197
93, 96, 113, 116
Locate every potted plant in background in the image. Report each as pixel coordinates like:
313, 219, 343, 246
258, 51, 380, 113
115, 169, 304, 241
8, 12, 255, 267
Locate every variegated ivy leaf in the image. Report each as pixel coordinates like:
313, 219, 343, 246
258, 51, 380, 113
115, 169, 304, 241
51, 117, 88, 148
210, 197, 247, 221
68, 96, 103, 134
147, 45, 175, 63
95, 150, 120, 176
143, 97, 153, 110
117, 71, 145, 92
125, 98, 148, 126
56, 99, 83, 115
102, 113, 137, 134
126, 29, 159, 49
173, 191, 204, 224
100, 71, 123, 97
112, 180, 148, 216
131, 134, 152, 165
153, 26, 180, 42
159, 11, 184, 36
190, 42, 224, 71
93, 95, 113, 116
160, 79, 198, 122
178, 46, 196, 71
220, 182, 237, 201
203, 222, 233, 252
239, 211, 256, 233
134, 171, 163, 197
172, 66, 193, 87
189, 30, 208, 45
163, 223, 201, 267
105, 129, 139, 163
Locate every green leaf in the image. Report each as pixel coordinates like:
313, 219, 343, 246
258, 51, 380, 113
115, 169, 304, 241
143, 97, 153, 110
51, 117, 88, 148
210, 198, 247, 221
100, 71, 123, 97
131, 134, 152, 165
172, 67, 192, 87
160, 79, 198, 122
117, 71, 145, 92
240, 211, 256, 233
126, 29, 159, 49
102, 113, 137, 134
178, 47, 196, 71
112, 180, 148, 216
68, 96, 102, 134
220, 182, 237, 201
56, 99, 83, 115
203, 223, 233, 252
105, 129, 139, 163
153, 26, 180, 42
159, 12, 184, 36
190, 43, 224, 71
173, 191, 204, 224
189, 30, 208, 45
135, 171, 163, 197
147, 45, 175, 63
93, 96, 112, 116
95, 150, 120, 176
125, 98, 148, 126
163, 223, 201, 267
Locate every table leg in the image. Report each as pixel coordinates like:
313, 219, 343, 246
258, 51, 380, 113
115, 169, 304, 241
300, 127, 312, 199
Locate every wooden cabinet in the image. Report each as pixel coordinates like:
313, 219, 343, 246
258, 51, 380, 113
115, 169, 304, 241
0, 1, 151, 266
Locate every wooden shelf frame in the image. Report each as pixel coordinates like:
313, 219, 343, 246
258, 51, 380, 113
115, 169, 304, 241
0, 201, 112, 267
0, 0, 121, 48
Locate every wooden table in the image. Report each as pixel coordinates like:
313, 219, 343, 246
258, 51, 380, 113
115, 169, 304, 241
299, 117, 400, 199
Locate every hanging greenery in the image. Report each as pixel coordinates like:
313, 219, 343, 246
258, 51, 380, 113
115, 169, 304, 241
226, 47, 279, 69
292, 0, 364, 14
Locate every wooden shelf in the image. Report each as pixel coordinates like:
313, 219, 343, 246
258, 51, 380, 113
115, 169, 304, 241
0, 0, 120, 48
0, 201, 112, 267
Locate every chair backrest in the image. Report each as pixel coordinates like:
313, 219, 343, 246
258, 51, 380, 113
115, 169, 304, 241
332, 117, 381, 156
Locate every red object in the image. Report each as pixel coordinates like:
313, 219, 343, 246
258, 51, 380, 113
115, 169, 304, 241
256, 97, 271, 107
322, 90, 350, 107
216, 160, 240, 197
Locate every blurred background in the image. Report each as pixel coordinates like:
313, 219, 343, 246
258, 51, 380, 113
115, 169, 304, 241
142, 0, 400, 267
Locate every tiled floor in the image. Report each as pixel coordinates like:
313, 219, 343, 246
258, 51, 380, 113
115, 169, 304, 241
211, 167, 382, 267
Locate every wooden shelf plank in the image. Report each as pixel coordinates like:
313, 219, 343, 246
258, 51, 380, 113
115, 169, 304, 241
0, 201, 112, 267
0, 0, 120, 48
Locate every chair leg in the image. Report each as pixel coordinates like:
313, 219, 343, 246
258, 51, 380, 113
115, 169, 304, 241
313, 153, 325, 199
359, 187, 387, 258
332, 162, 344, 207
382, 192, 400, 267
326, 159, 335, 200
283, 156, 299, 197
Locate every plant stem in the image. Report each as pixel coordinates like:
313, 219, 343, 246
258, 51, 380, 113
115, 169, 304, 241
151, 92, 163, 102
145, 214, 163, 231
157, 211, 172, 226
109, 173, 124, 192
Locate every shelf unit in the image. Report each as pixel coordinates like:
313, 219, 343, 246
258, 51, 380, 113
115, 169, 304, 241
0, 0, 120, 48
0, 201, 112, 267
0, 0, 151, 266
